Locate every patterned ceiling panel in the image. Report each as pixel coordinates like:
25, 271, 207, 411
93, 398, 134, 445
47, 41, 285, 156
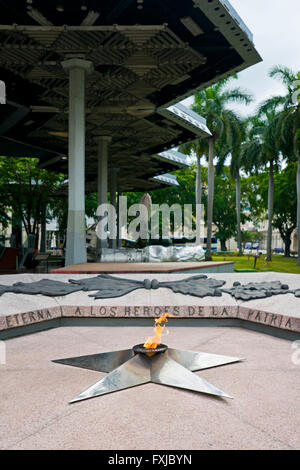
0, 0, 261, 189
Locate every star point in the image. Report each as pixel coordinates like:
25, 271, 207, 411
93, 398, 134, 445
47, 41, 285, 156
53, 347, 243, 403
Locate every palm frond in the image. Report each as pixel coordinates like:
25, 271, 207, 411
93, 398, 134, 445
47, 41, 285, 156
258, 96, 286, 117
222, 87, 253, 106
269, 65, 297, 88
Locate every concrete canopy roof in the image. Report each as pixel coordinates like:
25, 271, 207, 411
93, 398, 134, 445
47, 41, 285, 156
151, 173, 179, 187
56, 149, 188, 194
0, 0, 261, 191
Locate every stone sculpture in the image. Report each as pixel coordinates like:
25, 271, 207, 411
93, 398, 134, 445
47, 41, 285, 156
0, 274, 299, 301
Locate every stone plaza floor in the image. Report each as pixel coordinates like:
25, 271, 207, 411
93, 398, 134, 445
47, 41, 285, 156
0, 324, 299, 450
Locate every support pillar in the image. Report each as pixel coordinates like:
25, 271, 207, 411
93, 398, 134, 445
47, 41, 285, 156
62, 58, 93, 266
109, 168, 118, 250
117, 190, 123, 248
195, 155, 202, 245
96, 136, 112, 259
116, 190, 120, 248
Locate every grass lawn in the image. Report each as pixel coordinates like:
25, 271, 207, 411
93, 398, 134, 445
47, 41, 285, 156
212, 254, 300, 274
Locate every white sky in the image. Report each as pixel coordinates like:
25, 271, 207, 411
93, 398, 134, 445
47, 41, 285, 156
181, 0, 300, 117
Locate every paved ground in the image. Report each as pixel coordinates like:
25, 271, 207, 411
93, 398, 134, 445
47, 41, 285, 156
0, 325, 299, 450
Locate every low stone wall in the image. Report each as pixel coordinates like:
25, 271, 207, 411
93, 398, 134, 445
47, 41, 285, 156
1, 304, 299, 336
1, 272, 300, 338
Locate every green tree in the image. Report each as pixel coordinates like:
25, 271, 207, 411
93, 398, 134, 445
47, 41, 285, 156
242, 164, 297, 257
228, 117, 250, 254
48, 196, 68, 245
179, 139, 208, 241
212, 169, 237, 251
240, 230, 264, 250
241, 172, 267, 227
191, 77, 252, 260
255, 164, 297, 257
0, 156, 65, 248
124, 163, 264, 252
49, 192, 101, 244
265, 66, 300, 263
272, 163, 297, 257
203, 166, 247, 251
241, 110, 282, 261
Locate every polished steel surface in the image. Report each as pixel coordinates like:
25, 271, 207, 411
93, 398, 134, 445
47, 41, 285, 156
167, 348, 244, 372
53, 349, 134, 373
70, 354, 151, 404
53, 347, 243, 403
150, 354, 232, 399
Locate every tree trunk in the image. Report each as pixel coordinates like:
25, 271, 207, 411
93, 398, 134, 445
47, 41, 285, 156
266, 160, 274, 262
220, 239, 227, 252
195, 154, 202, 244
205, 138, 215, 261
236, 168, 242, 255
35, 228, 39, 250
279, 225, 295, 258
284, 236, 292, 257
297, 154, 300, 265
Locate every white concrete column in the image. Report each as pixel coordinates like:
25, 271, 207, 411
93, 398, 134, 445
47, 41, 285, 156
109, 168, 118, 250
117, 190, 123, 248
96, 136, 112, 258
62, 58, 93, 266
195, 155, 202, 245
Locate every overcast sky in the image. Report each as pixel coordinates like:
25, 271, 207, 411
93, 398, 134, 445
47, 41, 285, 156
182, 0, 300, 116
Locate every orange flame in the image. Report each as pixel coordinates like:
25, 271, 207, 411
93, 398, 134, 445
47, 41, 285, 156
143, 314, 173, 349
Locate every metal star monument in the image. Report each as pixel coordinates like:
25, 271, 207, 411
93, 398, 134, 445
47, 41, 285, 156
53, 344, 243, 403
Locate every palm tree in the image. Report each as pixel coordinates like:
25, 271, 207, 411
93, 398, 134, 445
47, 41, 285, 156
214, 114, 246, 255
266, 66, 300, 264
229, 117, 248, 255
242, 111, 282, 261
191, 77, 252, 260
179, 139, 207, 243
